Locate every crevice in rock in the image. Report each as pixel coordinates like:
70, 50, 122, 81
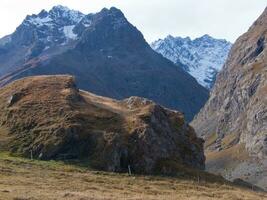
248, 74, 261, 97
250, 36, 265, 59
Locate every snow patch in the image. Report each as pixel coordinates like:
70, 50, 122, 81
44, 46, 50, 51
28, 16, 53, 26
83, 22, 91, 27
63, 25, 77, 40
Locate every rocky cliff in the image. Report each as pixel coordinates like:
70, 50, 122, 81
0, 75, 205, 173
192, 7, 267, 190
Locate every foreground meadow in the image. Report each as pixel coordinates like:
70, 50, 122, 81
0, 152, 266, 200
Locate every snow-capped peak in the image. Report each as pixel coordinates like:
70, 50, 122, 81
23, 5, 84, 27
51, 5, 70, 12
18, 5, 91, 48
49, 5, 84, 24
151, 35, 232, 89
11, 6, 126, 56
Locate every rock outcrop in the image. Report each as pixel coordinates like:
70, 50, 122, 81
192, 7, 267, 190
0, 75, 205, 173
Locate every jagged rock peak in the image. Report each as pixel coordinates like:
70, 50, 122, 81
23, 5, 85, 26
100, 6, 124, 15
96, 7, 128, 26
0, 5, 209, 122
151, 34, 232, 89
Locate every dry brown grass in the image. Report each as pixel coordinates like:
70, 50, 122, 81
221, 133, 239, 149
204, 133, 217, 149
251, 59, 265, 74
0, 152, 266, 200
206, 144, 249, 163
0, 127, 13, 151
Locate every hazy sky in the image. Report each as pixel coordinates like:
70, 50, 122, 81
0, 0, 266, 43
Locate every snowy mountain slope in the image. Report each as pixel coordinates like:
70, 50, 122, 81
151, 35, 232, 89
17, 5, 85, 46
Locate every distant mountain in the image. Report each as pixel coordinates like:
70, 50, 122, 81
151, 35, 232, 89
192, 7, 267, 190
0, 5, 208, 121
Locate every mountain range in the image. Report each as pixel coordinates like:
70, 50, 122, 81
0, 3, 266, 196
0, 5, 208, 121
151, 35, 232, 89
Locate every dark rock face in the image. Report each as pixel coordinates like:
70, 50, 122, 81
191, 7, 267, 190
0, 6, 208, 121
0, 76, 205, 173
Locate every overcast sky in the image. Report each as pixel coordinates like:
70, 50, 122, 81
0, 0, 266, 43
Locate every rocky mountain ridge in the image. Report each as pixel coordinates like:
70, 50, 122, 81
151, 35, 232, 89
0, 5, 208, 121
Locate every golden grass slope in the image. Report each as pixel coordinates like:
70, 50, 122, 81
0, 152, 266, 200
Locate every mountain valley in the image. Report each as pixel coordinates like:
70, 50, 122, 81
0, 3, 266, 199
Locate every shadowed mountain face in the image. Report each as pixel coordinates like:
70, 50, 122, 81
192, 7, 267, 190
0, 6, 208, 121
0, 75, 205, 173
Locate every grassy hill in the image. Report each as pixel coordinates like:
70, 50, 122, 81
0, 75, 205, 173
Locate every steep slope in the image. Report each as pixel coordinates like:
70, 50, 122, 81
0, 75, 205, 173
151, 35, 232, 89
192, 7, 267, 190
0, 6, 208, 121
